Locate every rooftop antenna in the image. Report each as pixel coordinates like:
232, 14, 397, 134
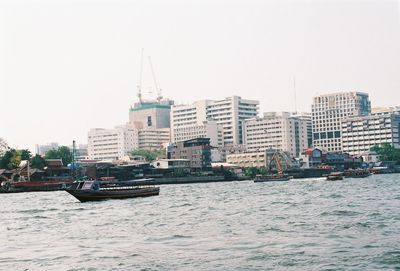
148, 56, 163, 103
137, 48, 144, 104
293, 76, 298, 114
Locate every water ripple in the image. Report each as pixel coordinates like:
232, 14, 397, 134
1, 174, 400, 270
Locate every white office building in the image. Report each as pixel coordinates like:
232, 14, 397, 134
171, 96, 258, 147
171, 100, 223, 147
243, 112, 312, 158
207, 96, 259, 146
312, 91, 371, 152
372, 106, 400, 116
88, 125, 139, 161
342, 113, 400, 155
138, 128, 171, 150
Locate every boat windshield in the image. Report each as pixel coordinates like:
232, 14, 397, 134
81, 181, 95, 190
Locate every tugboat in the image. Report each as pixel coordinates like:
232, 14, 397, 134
326, 172, 344, 181
253, 152, 292, 183
343, 169, 371, 178
65, 180, 160, 202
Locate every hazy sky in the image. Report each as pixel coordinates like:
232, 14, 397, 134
1, 0, 399, 151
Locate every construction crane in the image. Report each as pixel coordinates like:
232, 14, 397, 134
147, 56, 163, 103
137, 48, 144, 104
270, 152, 283, 174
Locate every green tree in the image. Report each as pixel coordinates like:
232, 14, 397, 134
0, 149, 16, 169
30, 154, 46, 169
371, 144, 400, 164
243, 167, 259, 177
20, 149, 31, 161
10, 150, 22, 169
130, 149, 165, 161
45, 146, 72, 165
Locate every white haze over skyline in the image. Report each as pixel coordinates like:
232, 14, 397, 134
0, 0, 399, 151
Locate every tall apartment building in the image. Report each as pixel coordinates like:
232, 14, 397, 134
170, 96, 258, 147
342, 113, 400, 155
243, 112, 312, 158
207, 96, 259, 146
171, 100, 223, 147
87, 125, 139, 161
311, 91, 371, 152
372, 106, 400, 116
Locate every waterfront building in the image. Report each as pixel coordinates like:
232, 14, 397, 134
226, 151, 265, 168
300, 147, 363, 169
342, 113, 400, 155
87, 125, 139, 161
151, 159, 190, 170
311, 91, 371, 152
168, 138, 212, 170
129, 99, 173, 129
171, 96, 259, 148
243, 112, 312, 158
35, 142, 59, 156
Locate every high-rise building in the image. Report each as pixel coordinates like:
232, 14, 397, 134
171, 100, 223, 147
372, 106, 400, 116
243, 112, 312, 157
129, 100, 173, 129
138, 128, 171, 150
87, 125, 139, 161
35, 143, 59, 156
342, 113, 400, 155
311, 91, 371, 152
170, 96, 258, 147
207, 96, 259, 146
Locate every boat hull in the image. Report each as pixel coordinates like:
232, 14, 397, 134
326, 175, 343, 181
254, 175, 292, 182
66, 187, 160, 202
326, 172, 344, 181
343, 171, 371, 179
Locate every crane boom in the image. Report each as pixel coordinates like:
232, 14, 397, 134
148, 56, 162, 102
137, 48, 144, 104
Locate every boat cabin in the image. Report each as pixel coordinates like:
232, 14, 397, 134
76, 180, 100, 191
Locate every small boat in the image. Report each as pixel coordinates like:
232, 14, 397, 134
254, 174, 292, 182
65, 180, 160, 202
343, 169, 371, 179
326, 172, 343, 181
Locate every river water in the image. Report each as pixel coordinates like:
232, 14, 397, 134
1, 174, 399, 270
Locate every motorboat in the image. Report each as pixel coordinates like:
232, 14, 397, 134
254, 174, 292, 182
65, 180, 160, 202
326, 172, 344, 181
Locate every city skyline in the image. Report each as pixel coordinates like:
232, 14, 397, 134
1, 0, 399, 151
